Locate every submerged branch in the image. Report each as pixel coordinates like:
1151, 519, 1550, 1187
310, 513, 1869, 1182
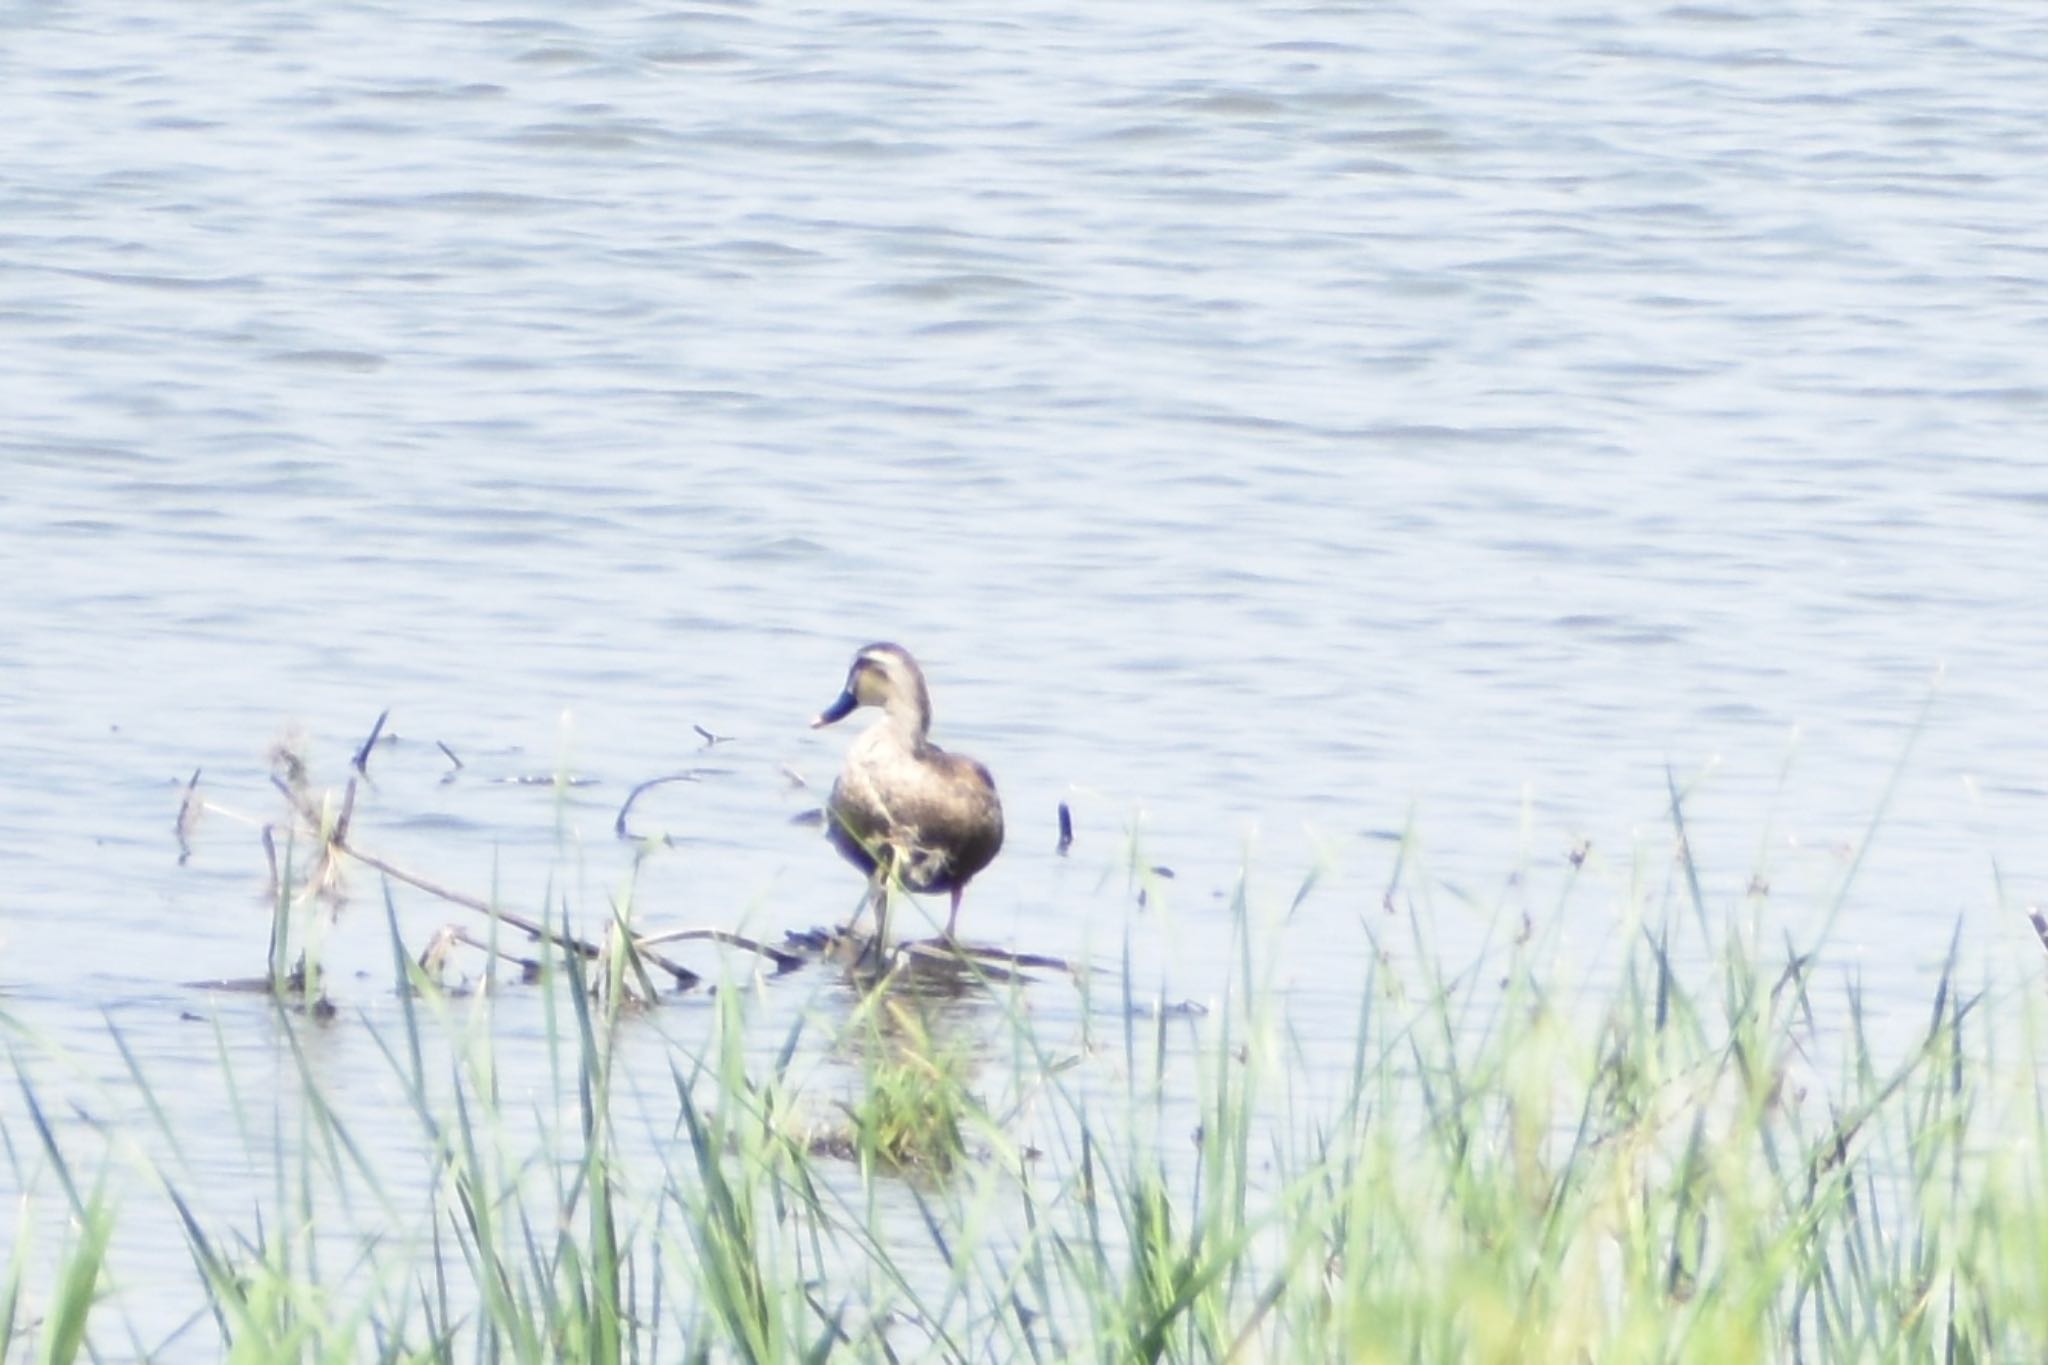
634, 925, 806, 973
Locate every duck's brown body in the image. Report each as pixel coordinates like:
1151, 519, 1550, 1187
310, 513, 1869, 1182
813, 643, 1004, 940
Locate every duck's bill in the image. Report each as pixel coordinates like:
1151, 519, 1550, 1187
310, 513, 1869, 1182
811, 688, 858, 728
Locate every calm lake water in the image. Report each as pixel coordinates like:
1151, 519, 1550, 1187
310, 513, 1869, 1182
4, 0, 2047, 1349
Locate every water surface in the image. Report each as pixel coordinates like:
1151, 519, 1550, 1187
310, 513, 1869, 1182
4, 0, 2047, 1347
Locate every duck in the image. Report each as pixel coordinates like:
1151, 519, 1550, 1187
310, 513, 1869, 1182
811, 642, 1004, 944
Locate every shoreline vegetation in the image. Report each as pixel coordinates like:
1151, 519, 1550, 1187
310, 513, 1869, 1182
6, 727, 2048, 1361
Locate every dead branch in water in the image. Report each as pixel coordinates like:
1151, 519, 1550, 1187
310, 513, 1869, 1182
635, 925, 805, 973
336, 834, 704, 990
419, 924, 545, 985
335, 829, 576, 950
319, 791, 713, 986
187, 723, 1087, 1006
780, 926, 1080, 982
261, 825, 280, 902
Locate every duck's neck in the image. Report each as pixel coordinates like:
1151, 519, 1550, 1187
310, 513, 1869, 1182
881, 677, 933, 748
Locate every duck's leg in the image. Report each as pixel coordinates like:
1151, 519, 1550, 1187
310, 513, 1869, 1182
943, 887, 963, 942
844, 834, 890, 942
845, 873, 876, 938
870, 845, 899, 954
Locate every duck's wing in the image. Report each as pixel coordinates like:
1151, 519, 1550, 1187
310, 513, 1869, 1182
914, 750, 1004, 876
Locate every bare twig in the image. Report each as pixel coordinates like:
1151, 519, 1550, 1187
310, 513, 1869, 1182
175, 769, 203, 865
352, 708, 390, 776
693, 724, 732, 748
777, 924, 1083, 982
417, 925, 462, 977
261, 824, 280, 901
332, 836, 701, 989
335, 840, 595, 957
902, 939, 1024, 982
449, 926, 545, 982
415, 924, 544, 984
943, 942, 1080, 975
267, 740, 321, 837
334, 776, 358, 847
613, 770, 725, 842
270, 774, 317, 827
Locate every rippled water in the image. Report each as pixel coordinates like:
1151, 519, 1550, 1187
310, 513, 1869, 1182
5, 0, 2047, 1344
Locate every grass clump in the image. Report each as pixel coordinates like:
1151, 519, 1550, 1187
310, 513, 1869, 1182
833, 994, 976, 1177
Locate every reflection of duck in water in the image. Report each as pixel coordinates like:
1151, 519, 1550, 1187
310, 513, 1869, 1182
811, 643, 1004, 944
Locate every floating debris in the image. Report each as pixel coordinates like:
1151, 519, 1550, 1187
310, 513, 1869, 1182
1056, 801, 1073, 855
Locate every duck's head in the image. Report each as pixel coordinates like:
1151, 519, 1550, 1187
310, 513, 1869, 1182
813, 642, 933, 738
